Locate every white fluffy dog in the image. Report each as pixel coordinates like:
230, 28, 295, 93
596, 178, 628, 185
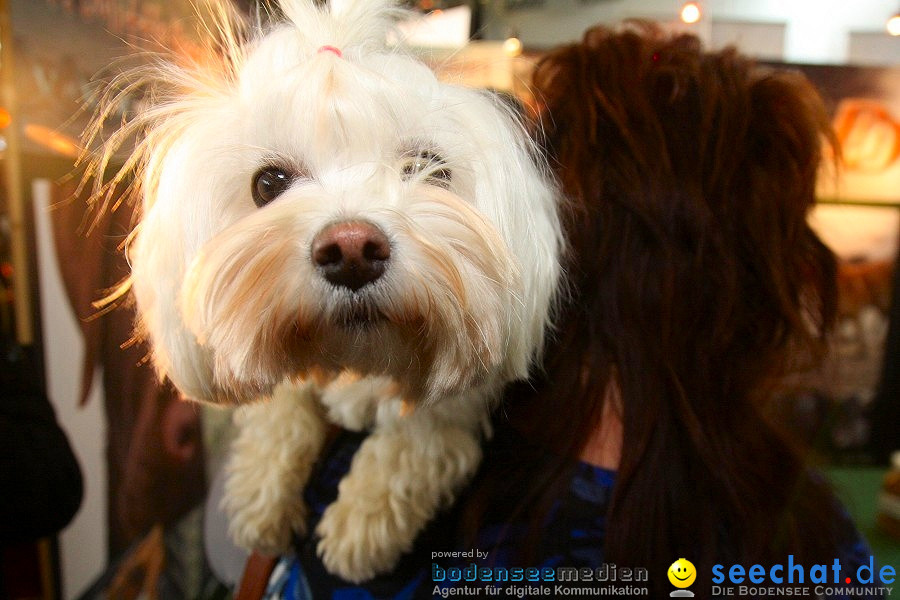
86, 0, 561, 583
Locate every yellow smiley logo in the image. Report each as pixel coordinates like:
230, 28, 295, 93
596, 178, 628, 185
668, 558, 697, 588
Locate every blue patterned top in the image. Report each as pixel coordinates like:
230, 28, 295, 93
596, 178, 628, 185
261, 428, 884, 600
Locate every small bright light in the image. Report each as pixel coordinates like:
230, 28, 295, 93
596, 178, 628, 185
681, 1, 701, 24
503, 36, 523, 57
887, 14, 900, 36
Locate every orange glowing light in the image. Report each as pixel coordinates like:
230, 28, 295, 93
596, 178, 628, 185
681, 1, 701, 24
0, 108, 10, 129
503, 36, 523, 57
23, 123, 81, 158
888, 14, 900, 36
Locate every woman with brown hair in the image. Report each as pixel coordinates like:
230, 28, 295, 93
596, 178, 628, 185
459, 21, 873, 599
255, 22, 877, 600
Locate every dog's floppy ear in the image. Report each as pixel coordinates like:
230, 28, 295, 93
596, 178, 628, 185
128, 199, 222, 404
84, 67, 250, 405
450, 88, 563, 382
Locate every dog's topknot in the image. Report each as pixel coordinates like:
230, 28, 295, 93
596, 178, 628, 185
276, 0, 405, 55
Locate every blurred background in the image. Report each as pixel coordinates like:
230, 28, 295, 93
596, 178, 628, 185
0, 1, 897, 598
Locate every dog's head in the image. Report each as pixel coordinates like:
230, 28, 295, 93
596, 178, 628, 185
90, 0, 561, 405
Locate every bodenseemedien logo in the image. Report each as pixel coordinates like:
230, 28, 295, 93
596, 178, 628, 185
430, 560, 650, 597
668, 558, 696, 597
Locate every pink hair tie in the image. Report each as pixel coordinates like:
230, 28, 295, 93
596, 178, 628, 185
318, 45, 343, 58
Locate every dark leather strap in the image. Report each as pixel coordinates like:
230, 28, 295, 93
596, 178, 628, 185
234, 553, 278, 600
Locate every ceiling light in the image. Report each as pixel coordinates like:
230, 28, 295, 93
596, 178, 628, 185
503, 36, 523, 57
681, 1, 701, 25
888, 12, 900, 36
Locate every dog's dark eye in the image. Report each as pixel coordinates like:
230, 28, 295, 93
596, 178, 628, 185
252, 166, 294, 207
400, 151, 452, 188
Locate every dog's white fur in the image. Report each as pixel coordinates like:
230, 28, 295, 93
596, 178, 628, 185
86, 0, 561, 582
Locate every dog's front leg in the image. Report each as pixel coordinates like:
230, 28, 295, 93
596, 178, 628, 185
315, 399, 486, 583
223, 381, 328, 555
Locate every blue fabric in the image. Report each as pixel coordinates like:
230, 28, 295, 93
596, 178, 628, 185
260, 428, 883, 600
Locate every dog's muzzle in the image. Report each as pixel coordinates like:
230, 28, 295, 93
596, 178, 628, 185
311, 220, 391, 292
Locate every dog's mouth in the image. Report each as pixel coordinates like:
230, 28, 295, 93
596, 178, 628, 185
335, 302, 386, 329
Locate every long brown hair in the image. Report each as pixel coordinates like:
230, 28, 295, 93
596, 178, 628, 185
466, 23, 846, 599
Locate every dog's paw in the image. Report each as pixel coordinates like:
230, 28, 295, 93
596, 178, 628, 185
314, 418, 484, 582
224, 490, 308, 556
315, 494, 417, 583
222, 383, 328, 555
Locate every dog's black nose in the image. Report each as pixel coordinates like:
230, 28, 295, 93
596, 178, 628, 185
311, 221, 391, 291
